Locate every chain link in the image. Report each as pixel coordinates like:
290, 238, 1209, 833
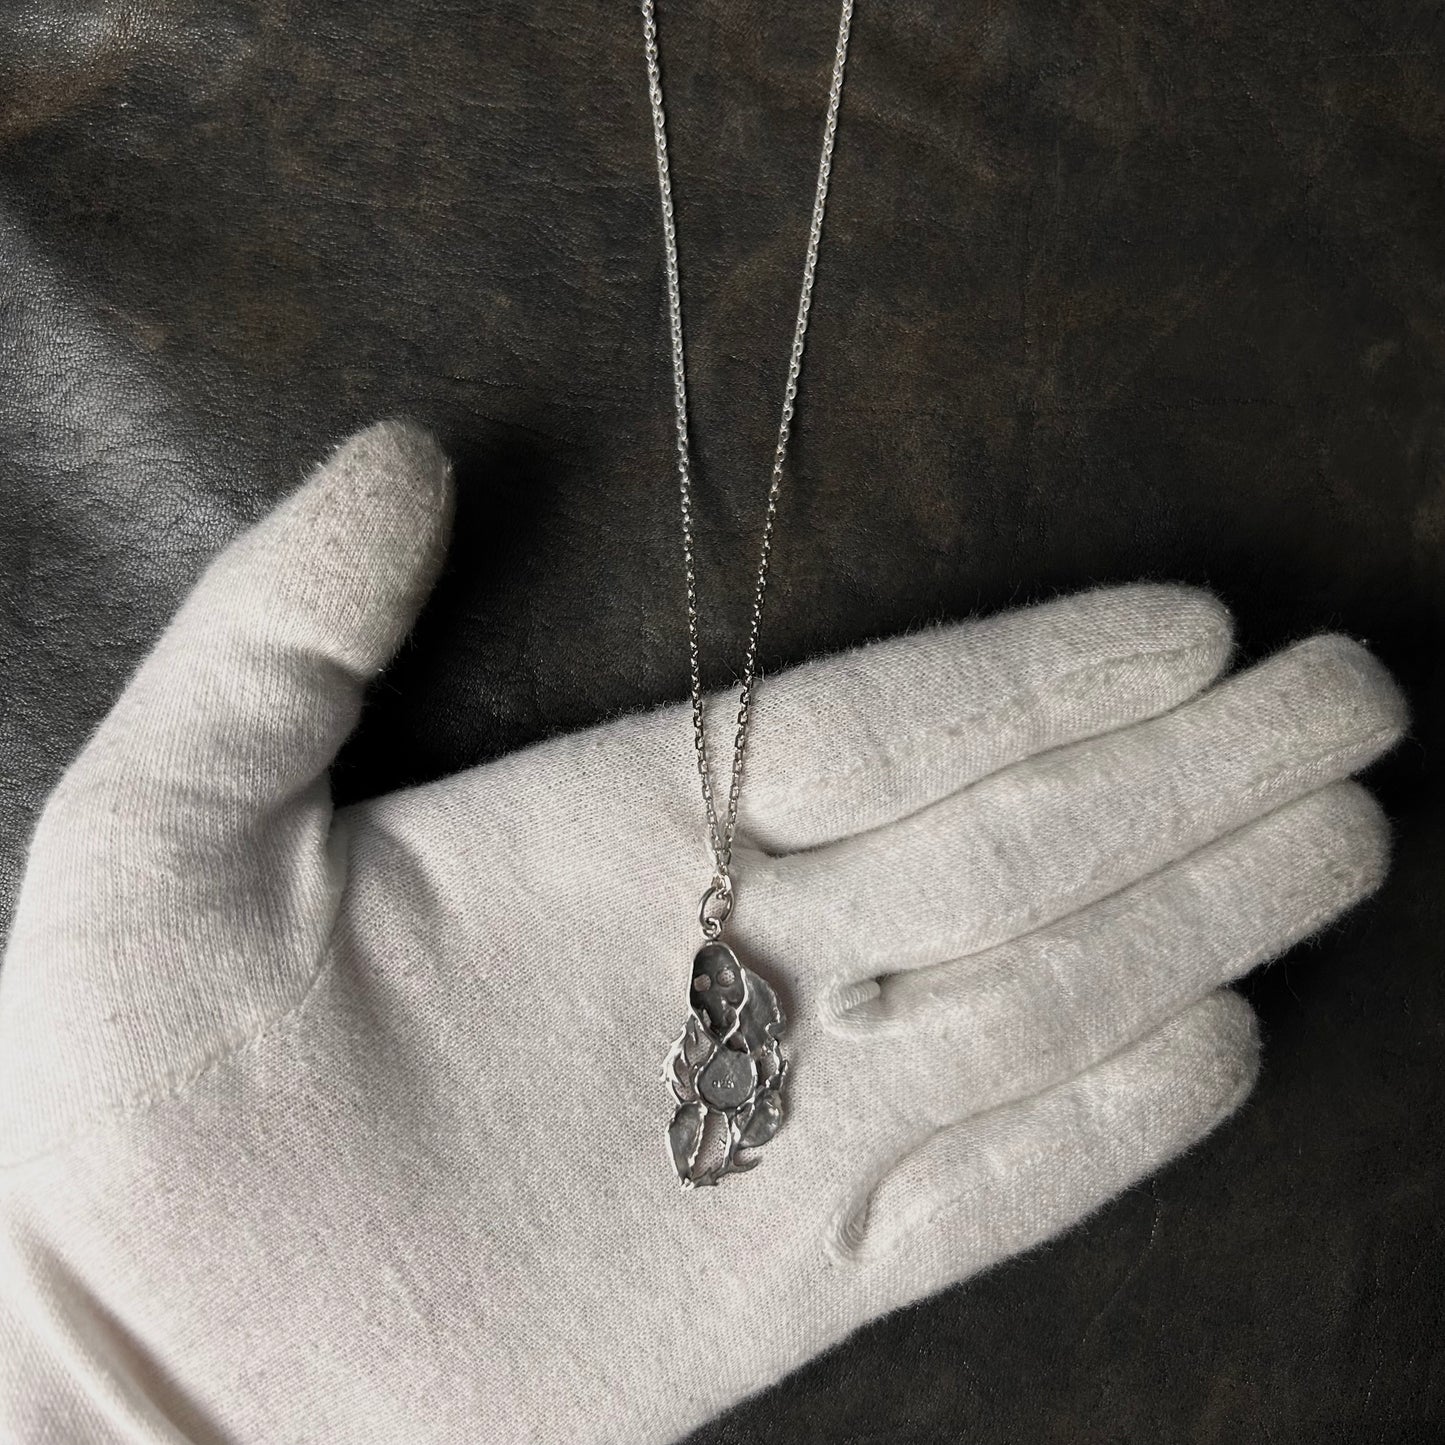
639, 0, 856, 900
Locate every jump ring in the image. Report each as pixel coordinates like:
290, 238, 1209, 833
698, 877, 734, 939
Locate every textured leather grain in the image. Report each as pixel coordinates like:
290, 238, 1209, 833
1, 2, 1441, 1439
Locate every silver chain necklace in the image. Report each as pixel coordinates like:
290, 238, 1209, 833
643, 0, 856, 1188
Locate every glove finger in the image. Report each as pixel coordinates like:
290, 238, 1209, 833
733, 582, 1233, 853
362, 581, 1232, 929
829, 781, 1385, 1135
767, 632, 1405, 982
28, 418, 452, 870
831, 989, 1258, 1295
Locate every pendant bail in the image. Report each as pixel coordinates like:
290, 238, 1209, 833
698, 874, 734, 940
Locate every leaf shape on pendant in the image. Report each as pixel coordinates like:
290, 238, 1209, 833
667, 1100, 706, 1181
739, 1088, 784, 1149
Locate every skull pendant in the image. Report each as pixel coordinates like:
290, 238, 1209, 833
663, 940, 788, 1188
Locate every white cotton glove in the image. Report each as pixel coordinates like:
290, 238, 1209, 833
0, 421, 1407, 1445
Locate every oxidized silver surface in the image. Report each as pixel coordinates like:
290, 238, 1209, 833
663, 941, 788, 1188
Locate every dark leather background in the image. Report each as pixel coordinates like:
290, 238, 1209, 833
2, 2, 1442, 1440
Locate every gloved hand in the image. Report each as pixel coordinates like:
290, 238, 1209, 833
0, 421, 1406, 1444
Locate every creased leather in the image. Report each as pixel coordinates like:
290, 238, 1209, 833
0, 1, 1441, 1440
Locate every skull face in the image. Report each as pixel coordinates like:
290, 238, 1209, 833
664, 941, 788, 1187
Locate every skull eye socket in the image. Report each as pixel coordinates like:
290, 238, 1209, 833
717, 968, 735, 986
694, 974, 712, 991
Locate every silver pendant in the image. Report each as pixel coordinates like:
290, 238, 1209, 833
663, 940, 788, 1188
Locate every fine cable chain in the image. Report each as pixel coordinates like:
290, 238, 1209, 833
640, 0, 856, 915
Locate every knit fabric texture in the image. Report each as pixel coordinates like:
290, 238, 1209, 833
0, 421, 1408, 1443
